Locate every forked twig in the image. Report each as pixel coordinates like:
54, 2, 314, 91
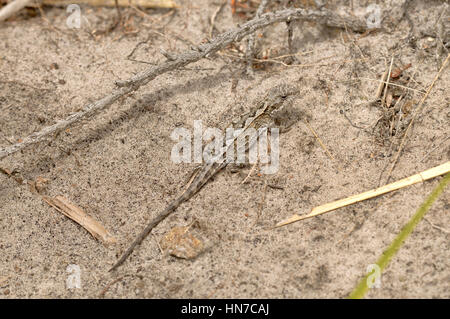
0, 7, 367, 161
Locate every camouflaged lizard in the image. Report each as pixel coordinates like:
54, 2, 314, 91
110, 84, 302, 271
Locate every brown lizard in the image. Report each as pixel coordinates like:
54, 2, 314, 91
110, 84, 303, 271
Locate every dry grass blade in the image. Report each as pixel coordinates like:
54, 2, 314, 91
304, 119, 341, 172
359, 77, 426, 94
0, 0, 31, 22
375, 64, 389, 99
381, 56, 394, 106
274, 161, 450, 228
41, 0, 178, 8
43, 195, 117, 245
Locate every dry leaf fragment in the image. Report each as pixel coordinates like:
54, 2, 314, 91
0, 276, 10, 287
28, 176, 49, 194
0, 166, 23, 184
35, 176, 49, 193
160, 225, 204, 259
390, 63, 412, 79
385, 91, 393, 107
0, 167, 12, 176
43, 195, 117, 245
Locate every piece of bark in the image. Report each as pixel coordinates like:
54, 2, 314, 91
43, 195, 117, 245
160, 225, 204, 259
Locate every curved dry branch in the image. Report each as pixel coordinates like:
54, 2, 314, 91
0, 7, 367, 161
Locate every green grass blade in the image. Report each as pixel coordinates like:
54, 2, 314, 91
349, 172, 450, 299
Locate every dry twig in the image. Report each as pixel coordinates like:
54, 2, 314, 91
209, 0, 227, 38
0, 7, 367, 161
245, 0, 269, 74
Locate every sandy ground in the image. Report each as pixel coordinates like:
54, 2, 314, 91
0, 0, 449, 298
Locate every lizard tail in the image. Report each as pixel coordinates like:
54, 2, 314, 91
109, 200, 180, 272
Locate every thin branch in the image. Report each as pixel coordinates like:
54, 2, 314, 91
0, 89, 131, 160
245, 0, 269, 74
114, 8, 367, 88
0, 7, 367, 161
209, 0, 227, 38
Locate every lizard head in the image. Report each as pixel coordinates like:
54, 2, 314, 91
266, 84, 308, 131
